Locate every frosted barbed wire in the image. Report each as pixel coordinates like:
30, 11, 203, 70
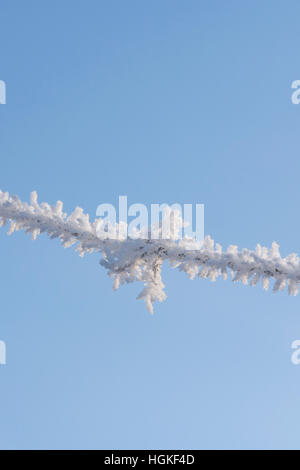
0, 189, 299, 313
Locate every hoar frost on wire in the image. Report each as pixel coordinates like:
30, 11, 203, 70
0, 189, 300, 313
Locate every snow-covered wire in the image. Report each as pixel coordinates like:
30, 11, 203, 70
0, 189, 299, 313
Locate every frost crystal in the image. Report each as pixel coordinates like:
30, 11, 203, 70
0, 190, 299, 313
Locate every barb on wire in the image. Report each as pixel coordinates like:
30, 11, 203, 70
0, 189, 299, 313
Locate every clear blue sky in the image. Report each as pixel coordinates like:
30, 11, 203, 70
1, 0, 300, 450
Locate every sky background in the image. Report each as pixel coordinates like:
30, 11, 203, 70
1, 0, 300, 450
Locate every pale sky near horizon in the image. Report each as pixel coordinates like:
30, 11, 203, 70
1, 0, 300, 449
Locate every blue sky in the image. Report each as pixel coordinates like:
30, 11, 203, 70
1, 0, 300, 449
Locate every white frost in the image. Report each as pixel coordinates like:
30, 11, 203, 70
0, 190, 299, 313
